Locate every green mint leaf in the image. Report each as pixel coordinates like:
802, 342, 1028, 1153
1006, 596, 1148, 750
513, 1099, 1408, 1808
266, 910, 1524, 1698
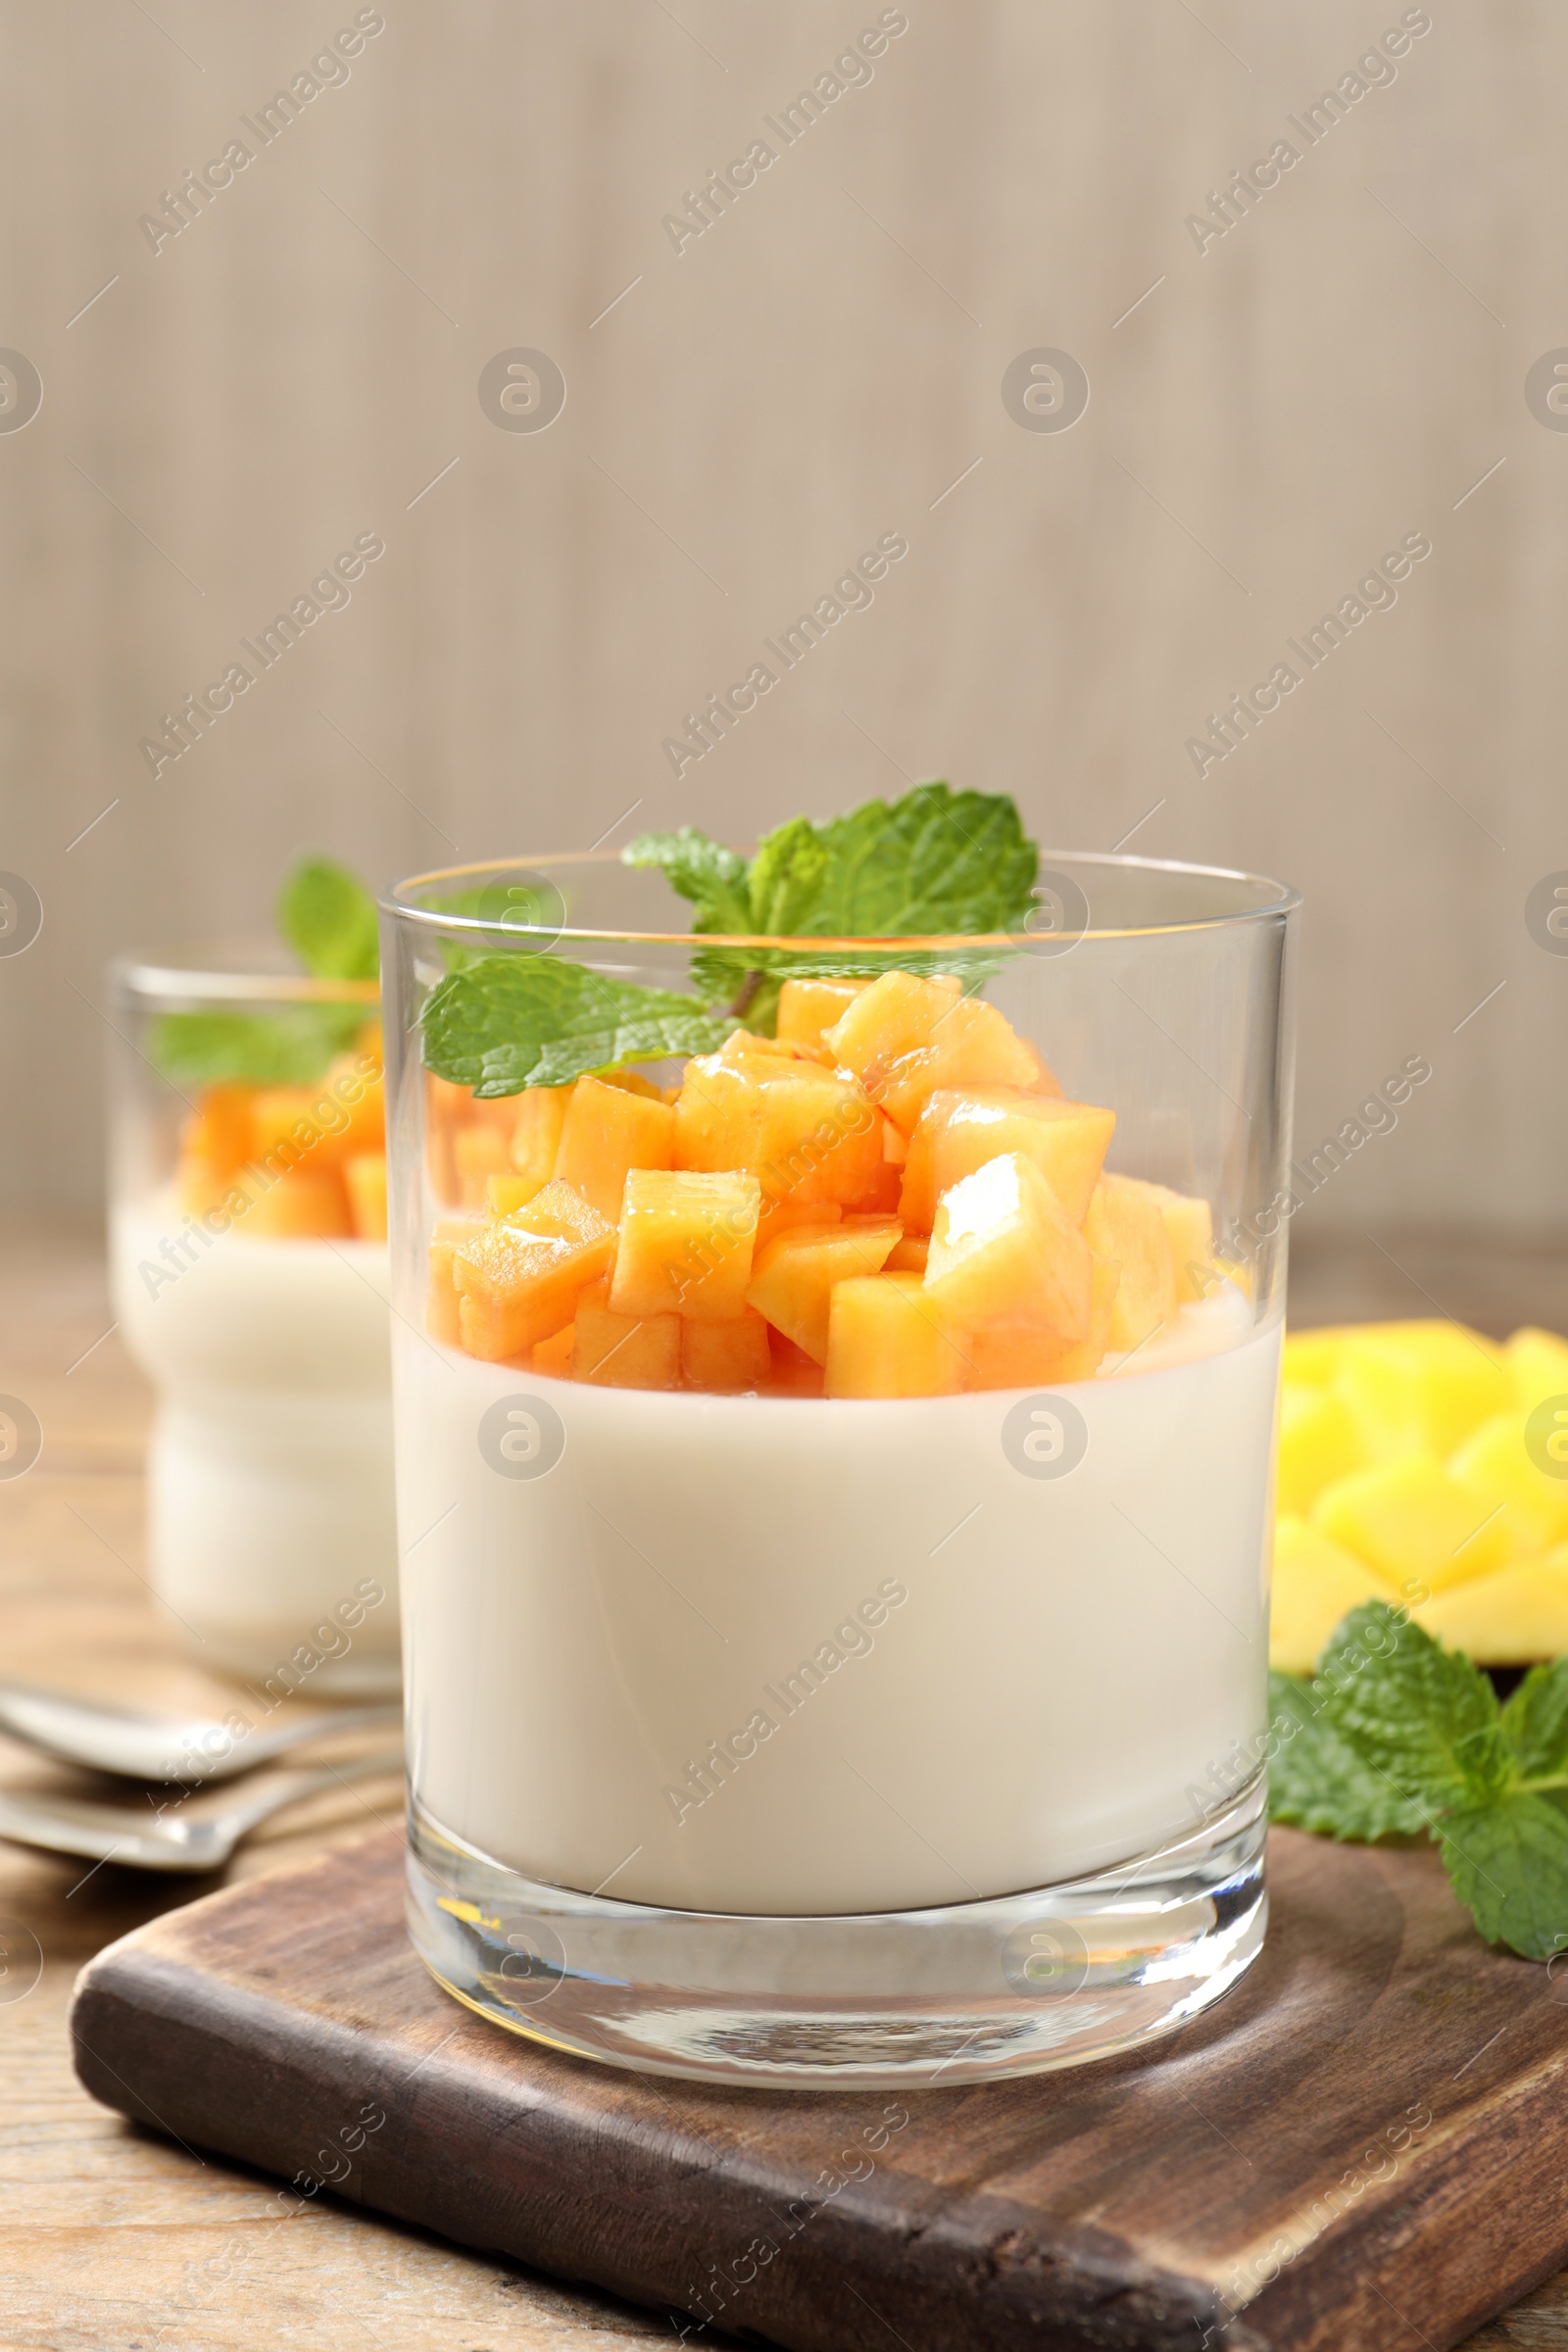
779, 782, 1039, 940
419, 954, 732, 1097
1439, 1793, 1568, 1961
1500, 1656, 1568, 1783
1266, 1672, 1428, 1840
621, 830, 753, 935
1316, 1602, 1512, 1811
278, 857, 380, 981
149, 1005, 363, 1089
745, 815, 832, 937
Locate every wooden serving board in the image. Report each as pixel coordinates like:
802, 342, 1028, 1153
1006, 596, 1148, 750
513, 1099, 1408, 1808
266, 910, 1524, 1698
70, 1824, 1568, 2352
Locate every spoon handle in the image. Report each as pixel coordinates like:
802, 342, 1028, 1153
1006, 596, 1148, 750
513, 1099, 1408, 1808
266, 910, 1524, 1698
221, 1747, 406, 1837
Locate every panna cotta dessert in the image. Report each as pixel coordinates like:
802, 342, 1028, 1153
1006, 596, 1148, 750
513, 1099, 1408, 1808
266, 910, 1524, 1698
386, 794, 1296, 2082
110, 867, 401, 1691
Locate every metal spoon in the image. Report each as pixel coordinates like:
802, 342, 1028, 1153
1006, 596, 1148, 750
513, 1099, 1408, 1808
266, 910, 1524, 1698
0, 1746, 405, 1872
0, 1682, 401, 1783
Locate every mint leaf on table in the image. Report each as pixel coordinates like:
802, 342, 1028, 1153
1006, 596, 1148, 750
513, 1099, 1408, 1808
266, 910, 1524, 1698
419, 954, 733, 1097
278, 856, 380, 980
1270, 1601, 1568, 1961
148, 1004, 363, 1089
1266, 1671, 1428, 1840
625, 781, 1041, 1028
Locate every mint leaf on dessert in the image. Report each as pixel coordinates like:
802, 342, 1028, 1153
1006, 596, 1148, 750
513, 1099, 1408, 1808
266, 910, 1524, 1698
419, 954, 732, 1097
621, 829, 753, 936
149, 1004, 362, 1089
1317, 1603, 1512, 1811
279, 857, 380, 981
1266, 1671, 1427, 1840
1439, 1794, 1568, 1962
1499, 1654, 1568, 1781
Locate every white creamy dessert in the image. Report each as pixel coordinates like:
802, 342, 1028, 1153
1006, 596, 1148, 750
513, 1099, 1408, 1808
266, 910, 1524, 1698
112, 1199, 400, 1690
399, 1285, 1276, 1917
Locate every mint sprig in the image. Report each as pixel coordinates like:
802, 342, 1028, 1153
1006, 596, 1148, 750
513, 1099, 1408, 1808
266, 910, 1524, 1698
625, 782, 1040, 1028
419, 954, 733, 1097
1269, 1602, 1568, 1960
150, 858, 377, 1089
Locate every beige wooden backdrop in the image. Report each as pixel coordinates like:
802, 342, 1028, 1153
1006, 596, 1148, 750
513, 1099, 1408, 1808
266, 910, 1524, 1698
2, 0, 1564, 1230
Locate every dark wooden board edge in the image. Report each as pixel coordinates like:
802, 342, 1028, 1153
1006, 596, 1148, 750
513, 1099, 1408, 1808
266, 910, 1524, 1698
68, 1830, 1568, 2352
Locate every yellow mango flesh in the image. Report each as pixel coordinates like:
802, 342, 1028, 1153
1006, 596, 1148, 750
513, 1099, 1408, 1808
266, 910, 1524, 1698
1508, 1327, 1568, 1417
1448, 1412, 1568, 1555
531, 1321, 576, 1377
571, 1278, 681, 1390
235, 1167, 351, 1240
1269, 1517, 1399, 1675
925, 1153, 1092, 1341
1081, 1173, 1177, 1350
1133, 1180, 1215, 1303
899, 1087, 1115, 1233
822, 969, 963, 1096
776, 976, 868, 1050
555, 1074, 676, 1224
344, 1152, 388, 1242
876, 999, 1050, 1135
746, 1217, 903, 1364
1312, 1455, 1513, 1595
1332, 1323, 1509, 1462
962, 1256, 1120, 1391
510, 1086, 568, 1192
825, 1273, 965, 1398
453, 1122, 514, 1212
452, 1180, 614, 1360
1276, 1386, 1365, 1516
609, 1168, 761, 1322
681, 1307, 772, 1392
674, 1056, 881, 1208
1414, 1557, 1568, 1665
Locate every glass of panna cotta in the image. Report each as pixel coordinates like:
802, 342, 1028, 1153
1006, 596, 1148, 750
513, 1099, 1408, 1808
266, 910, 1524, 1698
384, 854, 1298, 2085
108, 951, 401, 1694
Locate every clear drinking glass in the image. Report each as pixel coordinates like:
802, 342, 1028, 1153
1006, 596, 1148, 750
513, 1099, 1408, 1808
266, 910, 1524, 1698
108, 949, 401, 1695
383, 853, 1298, 2085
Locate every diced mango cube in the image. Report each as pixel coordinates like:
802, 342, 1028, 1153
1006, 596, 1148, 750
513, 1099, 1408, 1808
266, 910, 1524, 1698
1448, 1412, 1568, 1556
674, 1057, 880, 1208
766, 1333, 826, 1397
531, 1321, 576, 1377
554, 1074, 676, 1223
877, 1000, 1051, 1136
1332, 1323, 1509, 1462
886, 1233, 929, 1274
233, 1166, 352, 1240
1276, 1386, 1365, 1516
963, 1256, 1120, 1390
900, 1088, 1115, 1232
776, 977, 868, 1051
925, 1153, 1092, 1341
822, 970, 963, 1093
1312, 1455, 1513, 1595
425, 1218, 477, 1346
1508, 1327, 1568, 1418
1133, 1181, 1215, 1304
610, 1169, 761, 1322
487, 1173, 542, 1217
344, 1152, 388, 1241
825, 1273, 966, 1398
682, 1307, 772, 1392
1282, 1327, 1359, 1389
571, 1278, 681, 1390
453, 1122, 514, 1213
598, 1067, 664, 1098
510, 1086, 568, 1192
319, 1049, 385, 1161
758, 1197, 842, 1246
1269, 1517, 1399, 1676
715, 1027, 829, 1070
452, 1181, 615, 1360
1081, 1173, 1178, 1350
180, 1085, 254, 1180
746, 1216, 903, 1364
1414, 1556, 1568, 1665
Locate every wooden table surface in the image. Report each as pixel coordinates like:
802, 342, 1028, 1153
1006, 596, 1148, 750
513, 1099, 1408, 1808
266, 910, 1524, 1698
4, 1214, 1568, 2352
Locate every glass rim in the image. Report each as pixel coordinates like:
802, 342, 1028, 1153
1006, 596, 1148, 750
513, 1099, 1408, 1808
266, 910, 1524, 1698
110, 950, 379, 1007
383, 848, 1301, 948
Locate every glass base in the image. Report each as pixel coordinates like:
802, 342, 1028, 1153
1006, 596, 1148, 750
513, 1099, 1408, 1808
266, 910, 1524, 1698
405, 1782, 1267, 2088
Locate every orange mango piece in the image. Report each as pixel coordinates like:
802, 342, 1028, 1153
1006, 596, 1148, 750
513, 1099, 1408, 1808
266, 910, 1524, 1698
900, 1088, 1115, 1233
555, 1074, 676, 1223
746, 1216, 904, 1364
964, 1257, 1121, 1390
823, 970, 963, 1094
571, 1278, 681, 1390
775, 977, 868, 1052
531, 1321, 576, 1377
319, 1049, 385, 1160
925, 1153, 1092, 1342
344, 1152, 388, 1242
825, 1273, 966, 1398
453, 1122, 514, 1213
610, 1169, 761, 1323
682, 1307, 772, 1392
674, 1057, 881, 1209
234, 1166, 352, 1240
1082, 1174, 1178, 1350
180, 1085, 254, 1180
452, 1181, 614, 1360
886, 1233, 929, 1274
878, 1000, 1052, 1136
510, 1087, 568, 1192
